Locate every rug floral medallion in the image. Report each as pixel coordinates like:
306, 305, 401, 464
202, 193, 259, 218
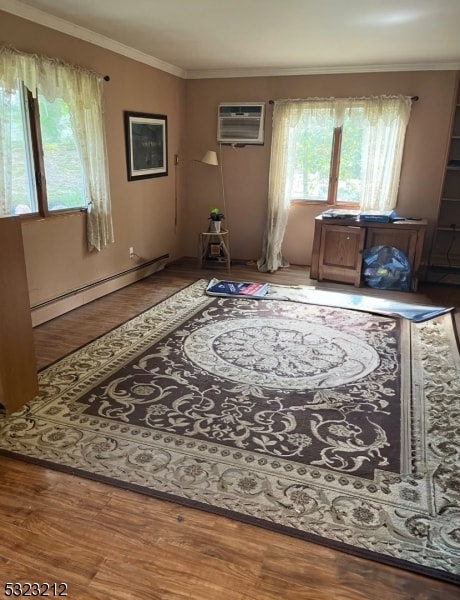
0, 281, 459, 583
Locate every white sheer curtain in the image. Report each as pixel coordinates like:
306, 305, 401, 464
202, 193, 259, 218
257, 102, 297, 272
258, 95, 412, 272
0, 46, 114, 251
357, 97, 412, 210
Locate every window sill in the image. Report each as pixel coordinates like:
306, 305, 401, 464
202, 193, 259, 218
12, 209, 86, 222
290, 200, 360, 209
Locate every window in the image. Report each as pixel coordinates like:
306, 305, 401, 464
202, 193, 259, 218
291, 109, 371, 206
291, 111, 335, 203
2, 83, 86, 217
257, 96, 413, 273
287, 97, 412, 210
1, 45, 113, 251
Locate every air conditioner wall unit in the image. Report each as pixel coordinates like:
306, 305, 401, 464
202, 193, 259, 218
217, 102, 265, 145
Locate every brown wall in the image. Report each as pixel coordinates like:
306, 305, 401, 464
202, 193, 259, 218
0, 11, 186, 307
184, 71, 458, 265
1, 10, 458, 311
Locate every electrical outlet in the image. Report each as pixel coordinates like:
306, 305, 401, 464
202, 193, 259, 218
129, 247, 134, 259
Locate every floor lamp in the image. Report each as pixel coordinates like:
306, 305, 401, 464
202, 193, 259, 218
200, 149, 228, 230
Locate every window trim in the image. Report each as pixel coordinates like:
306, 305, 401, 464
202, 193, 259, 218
27, 88, 48, 217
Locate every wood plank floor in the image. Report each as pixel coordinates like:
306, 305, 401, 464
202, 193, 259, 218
1, 259, 459, 599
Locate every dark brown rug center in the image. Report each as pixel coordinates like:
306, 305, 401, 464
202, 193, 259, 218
78, 297, 403, 479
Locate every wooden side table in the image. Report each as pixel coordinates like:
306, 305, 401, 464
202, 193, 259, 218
198, 229, 231, 271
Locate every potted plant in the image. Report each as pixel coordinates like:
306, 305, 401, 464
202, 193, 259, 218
209, 207, 224, 232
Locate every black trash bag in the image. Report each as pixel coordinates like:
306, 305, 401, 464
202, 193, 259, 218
362, 245, 411, 291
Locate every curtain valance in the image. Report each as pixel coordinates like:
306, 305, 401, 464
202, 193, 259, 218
273, 95, 412, 128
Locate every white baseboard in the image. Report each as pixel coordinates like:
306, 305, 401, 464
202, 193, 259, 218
31, 255, 169, 327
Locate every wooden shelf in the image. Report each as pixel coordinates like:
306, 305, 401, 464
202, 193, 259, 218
430, 77, 460, 270
430, 261, 460, 269
197, 229, 231, 271
426, 265, 460, 285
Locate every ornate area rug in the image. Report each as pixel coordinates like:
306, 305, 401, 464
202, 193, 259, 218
0, 281, 459, 584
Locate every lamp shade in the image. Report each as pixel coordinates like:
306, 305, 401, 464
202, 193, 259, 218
201, 150, 219, 166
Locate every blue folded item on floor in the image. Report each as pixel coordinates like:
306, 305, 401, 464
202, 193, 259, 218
206, 279, 269, 298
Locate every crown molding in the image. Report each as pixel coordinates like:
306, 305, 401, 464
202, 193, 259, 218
0, 0, 186, 78
185, 61, 460, 80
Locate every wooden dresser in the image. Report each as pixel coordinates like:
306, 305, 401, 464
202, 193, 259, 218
310, 215, 427, 291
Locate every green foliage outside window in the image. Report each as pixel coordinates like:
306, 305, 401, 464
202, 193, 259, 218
292, 109, 368, 205
38, 95, 86, 211
6, 85, 86, 216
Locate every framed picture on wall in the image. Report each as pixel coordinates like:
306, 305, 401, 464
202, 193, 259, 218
124, 111, 168, 180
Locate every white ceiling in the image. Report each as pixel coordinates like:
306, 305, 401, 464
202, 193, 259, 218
2, 0, 460, 78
